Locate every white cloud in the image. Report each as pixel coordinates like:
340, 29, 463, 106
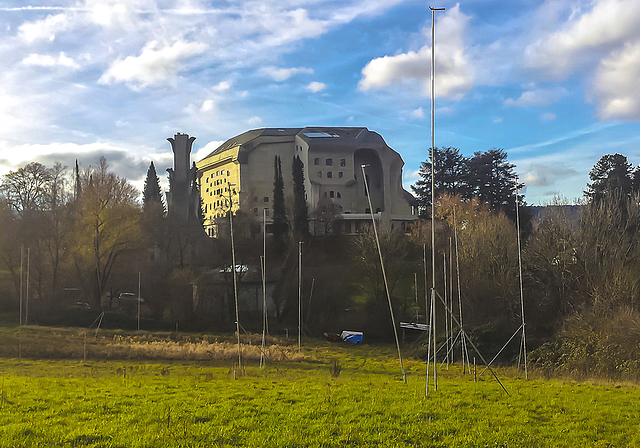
541, 113, 557, 121
200, 100, 215, 113
99, 40, 207, 89
525, 0, 640, 78
18, 13, 69, 42
504, 87, 568, 107
261, 66, 314, 81
306, 81, 326, 93
592, 41, 640, 120
212, 81, 231, 92
493, 117, 503, 123
21, 52, 79, 69
358, 5, 473, 100
411, 107, 425, 119
194, 140, 225, 162
247, 116, 262, 126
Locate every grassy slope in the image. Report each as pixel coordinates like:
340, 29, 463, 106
0, 335, 639, 447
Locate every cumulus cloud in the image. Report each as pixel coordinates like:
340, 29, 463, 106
592, 41, 640, 120
358, 5, 473, 100
525, 0, 640, 78
521, 163, 578, 187
306, 81, 326, 93
200, 100, 215, 113
261, 66, 314, 81
194, 140, 225, 162
211, 81, 231, 92
504, 87, 568, 107
247, 116, 262, 126
99, 40, 207, 89
411, 107, 425, 119
523, 0, 640, 120
21, 52, 79, 69
18, 13, 69, 42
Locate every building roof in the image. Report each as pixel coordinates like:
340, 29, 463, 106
198, 126, 390, 162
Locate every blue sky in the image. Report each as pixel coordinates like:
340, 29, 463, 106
1, 0, 640, 205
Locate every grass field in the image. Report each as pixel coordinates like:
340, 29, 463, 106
0, 323, 639, 447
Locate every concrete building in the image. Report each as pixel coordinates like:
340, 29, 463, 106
195, 127, 417, 236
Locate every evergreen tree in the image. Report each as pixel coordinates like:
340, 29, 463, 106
143, 162, 165, 216
272, 155, 288, 252
411, 147, 469, 215
466, 148, 524, 223
585, 153, 634, 202
292, 155, 309, 238
74, 159, 82, 201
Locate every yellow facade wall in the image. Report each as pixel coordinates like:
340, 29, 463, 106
196, 147, 241, 235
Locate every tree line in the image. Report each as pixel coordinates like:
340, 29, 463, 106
3, 148, 640, 378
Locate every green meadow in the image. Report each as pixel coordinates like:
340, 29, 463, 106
1, 325, 639, 447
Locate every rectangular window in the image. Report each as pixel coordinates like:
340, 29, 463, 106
338, 172, 343, 178
326, 158, 333, 166
327, 171, 332, 178
314, 158, 320, 165
317, 171, 322, 178
340, 158, 346, 167
329, 191, 334, 198
264, 196, 269, 202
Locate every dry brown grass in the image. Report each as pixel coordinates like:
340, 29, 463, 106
0, 324, 309, 362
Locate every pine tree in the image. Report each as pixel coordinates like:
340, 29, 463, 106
292, 155, 309, 238
411, 147, 469, 215
585, 153, 634, 202
466, 148, 524, 223
74, 159, 82, 201
272, 155, 289, 252
143, 161, 165, 216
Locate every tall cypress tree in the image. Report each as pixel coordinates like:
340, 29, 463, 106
272, 155, 288, 252
143, 161, 165, 216
292, 155, 309, 238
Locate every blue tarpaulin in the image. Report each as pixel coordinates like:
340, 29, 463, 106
340, 331, 363, 344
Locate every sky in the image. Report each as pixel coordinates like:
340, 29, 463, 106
1, 0, 640, 205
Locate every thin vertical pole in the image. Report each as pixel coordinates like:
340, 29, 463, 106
260, 208, 267, 369
26, 248, 30, 325
228, 186, 241, 371
424, 243, 431, 395
362, 164, 406, 383
449, 237, 453, 362
515, 182, 528, 379
414, 273, 418, 321
137, 271, 141, 331
19, 245, 23, 360
453, 205, 466, 372
298, 241, 302, 353
443, 251, 449, 368
429, 5, 445, 394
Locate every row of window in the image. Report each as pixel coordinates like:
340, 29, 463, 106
208, 187, 228, 196
204, 169, 231, 181
317, 171, 344, 179
314, 158, 346, 167
323, 191, 341, 199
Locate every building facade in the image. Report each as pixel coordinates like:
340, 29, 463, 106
195, 127, 417, 236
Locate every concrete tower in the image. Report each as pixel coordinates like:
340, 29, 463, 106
166, 133, 198, 221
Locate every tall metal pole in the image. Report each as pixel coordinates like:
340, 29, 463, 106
429, 5, 445, 394
26, 247, 30, 325
137, 271, 141, 331
362, 164, 406, 383
298, 241, 302, 353
260, 208, 267, 369
19, 245, 23, 360
228, 185, 241, 370
515, 181, 528, 379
